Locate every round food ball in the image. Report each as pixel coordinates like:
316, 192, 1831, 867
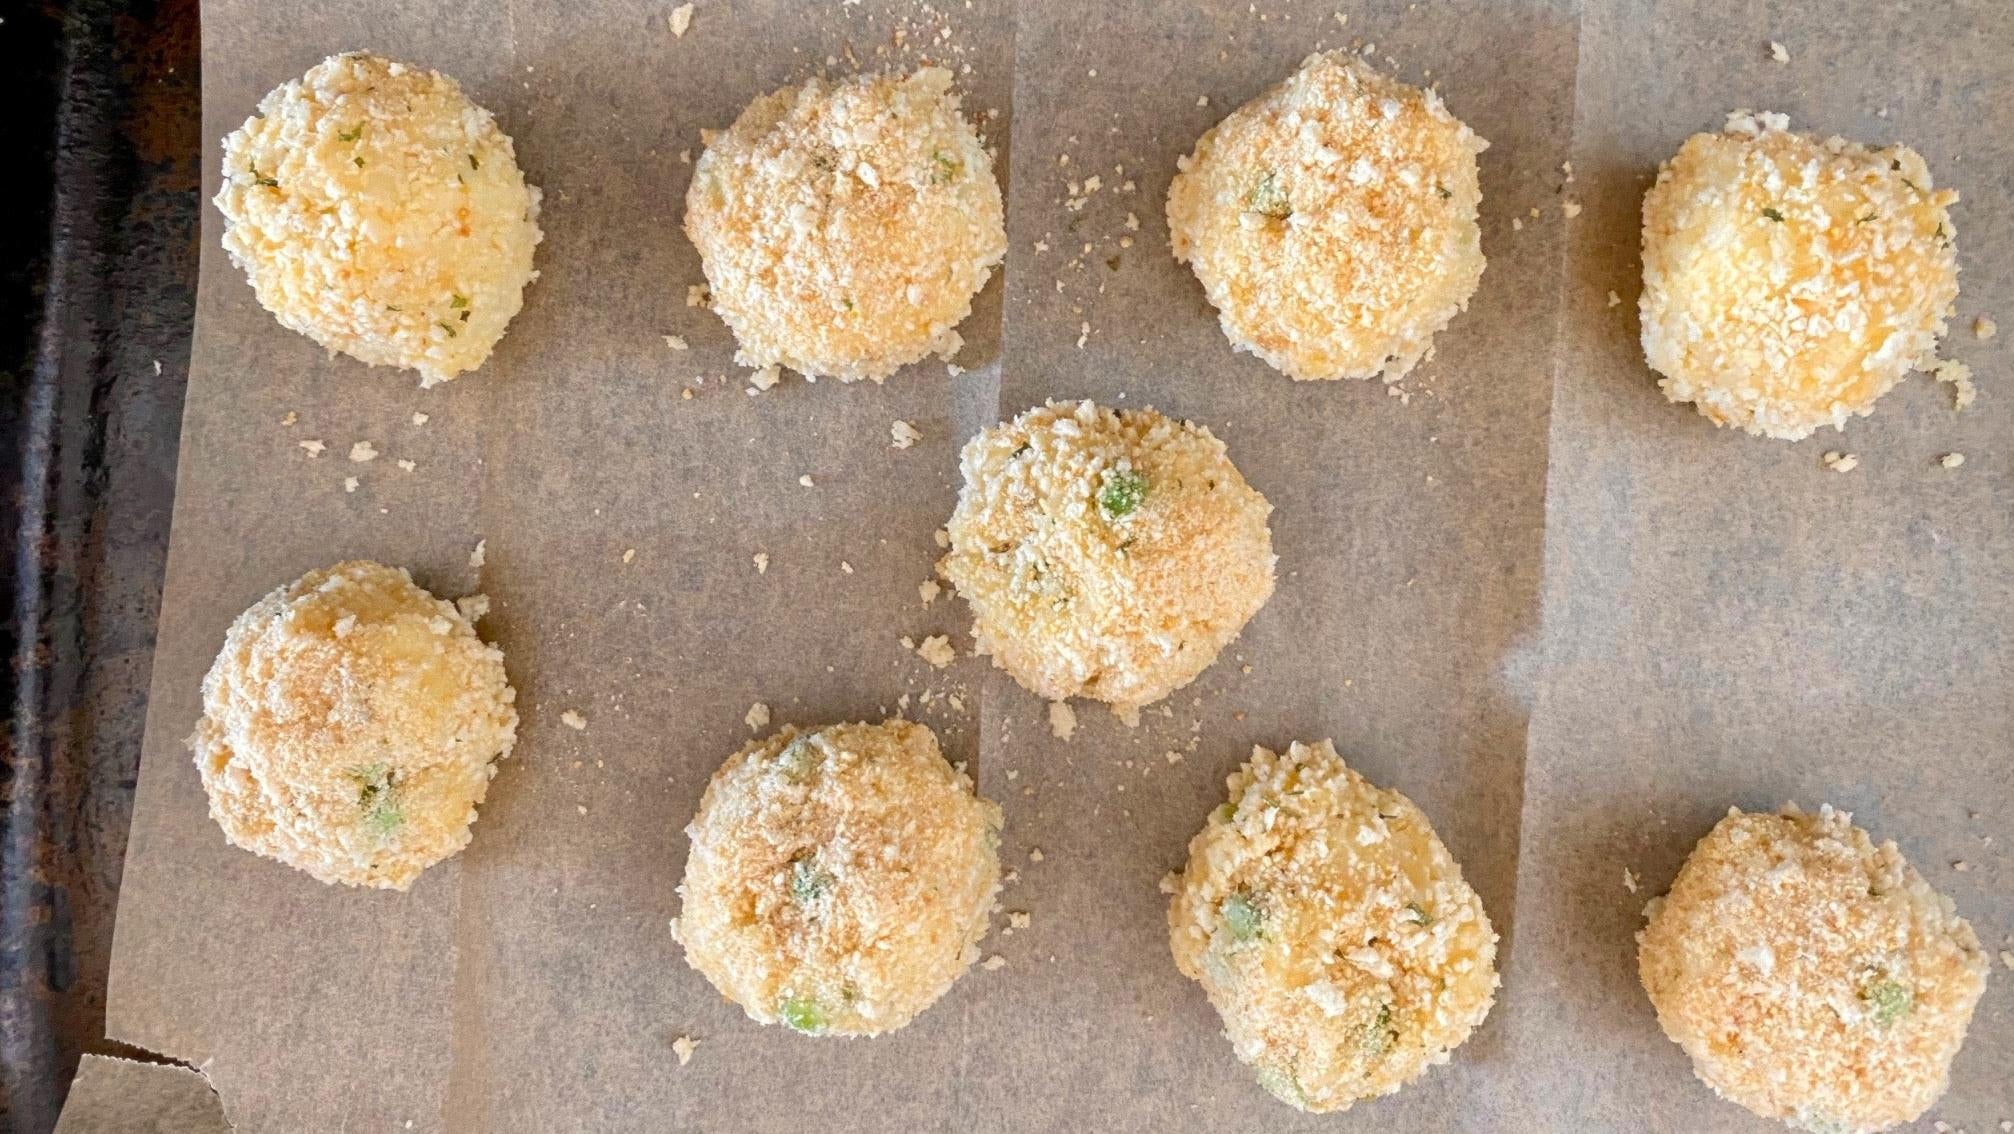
1167, 51, 1488, 382
677, 720, 1002, 1037
937, 400, 1275, 717
188, 561, 518, 890
1168, 741, 1498, 1112
215, 52, 544, 386
684, 67, 1006, 383
1638, 805, 1989, 1133
1640, 111, 1959, 440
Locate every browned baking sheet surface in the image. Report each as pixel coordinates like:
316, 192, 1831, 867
103, 1, 2009, 1131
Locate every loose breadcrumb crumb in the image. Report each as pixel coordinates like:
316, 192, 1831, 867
1047, 701, 1077, 740
916, 635, 956, 668
1973, 316, 1996, 340
1932, 359, 1976, 411
982, 955, 1007, 971
669, 3, 694, 37
349, 441, 378, 462
1939, 453, 1965, 469
1823, 451, 1860, 473
560, 709, 588, 731
664, 334, 689, 350
671, 1035, 698, 1066
745, 702, 770, 731
469, 540, 487, 569
919, 580, 940, 606
1769, 41, 1790, 62
299, 440, 326, 457
753, 552, 769, 574
891, 419, 922, 449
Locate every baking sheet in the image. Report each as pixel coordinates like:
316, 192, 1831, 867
101, 0, 2009, 1131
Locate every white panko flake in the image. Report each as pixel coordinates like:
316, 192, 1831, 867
747, 365, 781, 394
560, 709, 588, 731
186, 561, 518, 889
1639, 806, 1989, 1134
919, 579, 940, 606
1167, 52, 1488, 382
1770, 40, 1791, 63
348, 441, 378, 462
745, 702, 771, 731
411, 412, 429, 426
684, 68, 1006, 383
1169, 741, 1498, 1112
1939, 453, 1965, 469
214, 53, 543, 386
753, 552, 769, 574
663, 334, 689, 351
982, 955, 1008, 971
916, 635, 956, 668
343, 476, 359, 493
939, 400, 1276, 715
1047, 701, 1076, 741
1823, 451, 1860, 473
1640, 112, 1960, 440
669, 3, 694, 37
1931, 359, 1976, 411
469, 539, 487, 569
890, 419, 922, 449
298, 439, 326, 456
671, 1035, 698, 1067
677, 721, 1002, 1036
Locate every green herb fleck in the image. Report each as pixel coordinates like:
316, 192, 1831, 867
1405, 903, 1433, 926
1012, 442, 1032, 458
930, 149, 961, 185
248, 161, 278, 189
1221, 890, 1264, 943
1211, 802, 1236, 825
1900, 177, 1923, 195
337, 125, 363, 143
469, 153, 481, 171
776, 737, 818, 782
1862, 978, 1911, 1027
437, 320, 458, 338
349, 764, 403, 837
779, 995, 828, 1035
353, 155, 366, 169
842, 297, 855, 312
1246, 170, 1292, 220
1436, 185, 1453, 200
1935, 221, 1952, 246
1761, 207, 1785, 223
1254, 1065, 1310, 1110
1099, 469, 1148, 519
788, 854, 834, 904
384, 305, 402, 313
451, 293, 470, 309
1362, 1002, 1398, 1055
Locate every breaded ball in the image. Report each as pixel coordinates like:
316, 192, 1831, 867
1168, 741, 1498, 1112
684, 67, 1006, 382
1640, 112, 1959, 440
676, 720, 1002, 1036
188, 561, 518, 890
937, 400, 1275, 717
215, 52, 544, 386
1639, 805, 1989, 1133
1167, 52, 1488, 382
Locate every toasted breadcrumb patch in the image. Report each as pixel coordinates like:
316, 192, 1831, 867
1167, 52, 1488, 382
1931, 359, 1976, 411
939, 400, 1275, 714
1640, 111, 1960, 440
1169, 741, 1498, 1112
214, 53, 543, 386
677, 720, 1003, 1036
685, 68, 1005, 382
1639, 805, 1989, 1133
187, 561, 517, 890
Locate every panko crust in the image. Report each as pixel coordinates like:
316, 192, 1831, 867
938, 400, 1275, 716
188, 561, 518, 890
215, 52, 544, 386
1167, 51, 1487, 382
677, 720, 1002, 1037
1169, 741, 1498, 1113
684, 67, 1006, 382
1638, 805, 1988, 1134
1640, 111, 1959, 440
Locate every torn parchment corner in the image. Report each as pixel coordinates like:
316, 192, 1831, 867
55, 1052, 230, 1134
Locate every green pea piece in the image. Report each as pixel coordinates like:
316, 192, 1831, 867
789, 855, 833, 904
1862, 977, 1911, 1027
1099, 469, 1148, 520
1246, 170, 1292, 220
779, 995, 829, 1036
1222, 891, 1264, 943
1362, 1003, 1397, 1057
350, 763, 403, 837
1254, 1064, 1310, 1109
775, 737, 818, 782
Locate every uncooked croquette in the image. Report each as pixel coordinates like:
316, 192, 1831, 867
1639, 805, 1989, 1133
1169, 741, 1498, 1112
938, 400, 1275, 717
1167, 52, 1488, 382
684, 67, 1006, 382
1640, 112, 1960, 440
214, 53, 544, 385
677, 720, 1001, 1037
188, 561, 518, 890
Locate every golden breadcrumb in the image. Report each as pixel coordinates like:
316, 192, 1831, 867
1639, 805, 1989, 1133
938, 400, 1275, 716
1640, 112, 1959, 440
1169, 741, 1498, 1112
1167, 52, 1488, 382
188, 561, 518, 890
684, 67, 1005, 382
677, 720, 1001, 1036
215, 53, 544, 386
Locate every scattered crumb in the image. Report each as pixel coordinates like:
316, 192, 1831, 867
916, 635, 956, 668
747, 366, 781, 395
890, 419, 922, 449
753, 552, 769, 574
411, 412, 429, 426
686, 284, 710, 308
2001, 951, 2014, 971
669, 4, 694, 37
1932, 358, 1977, 411
576, 805, 589, 816
1158, 871, 1179, 895
1974, 315, 1997, 340
919, 579, 941, 606
797, 474, 815, 488
298, 439, 326, 457
455, 594, 490, 624
1561, 199, 1582, 219
349, 441, 378, 463
840, 561, 853, 574
671, 1035, 698, 1067
1822, 451, 1859, 473
1048, 701, 1077, 741
1607, 290, 1622, 308
281, 411, 297, 426
1029, 847, 1045, 863
1623, 867, 1640, 894
1768, 40, 1789, 62
745, 702, 770, 731
981, 955, 1007, 971
470, 539, 487, 569
623, 548, 636, 564
933, 528, 950, 549
1008, 911, 1031, 930
1953, 860, 1971, 872
663, 334, 688, 351
1940, 453, 1966, 469
343, 476, 359, 493
560, 709, 588, 731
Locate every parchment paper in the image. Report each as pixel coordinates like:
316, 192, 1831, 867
100, 0, 2009, 1131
